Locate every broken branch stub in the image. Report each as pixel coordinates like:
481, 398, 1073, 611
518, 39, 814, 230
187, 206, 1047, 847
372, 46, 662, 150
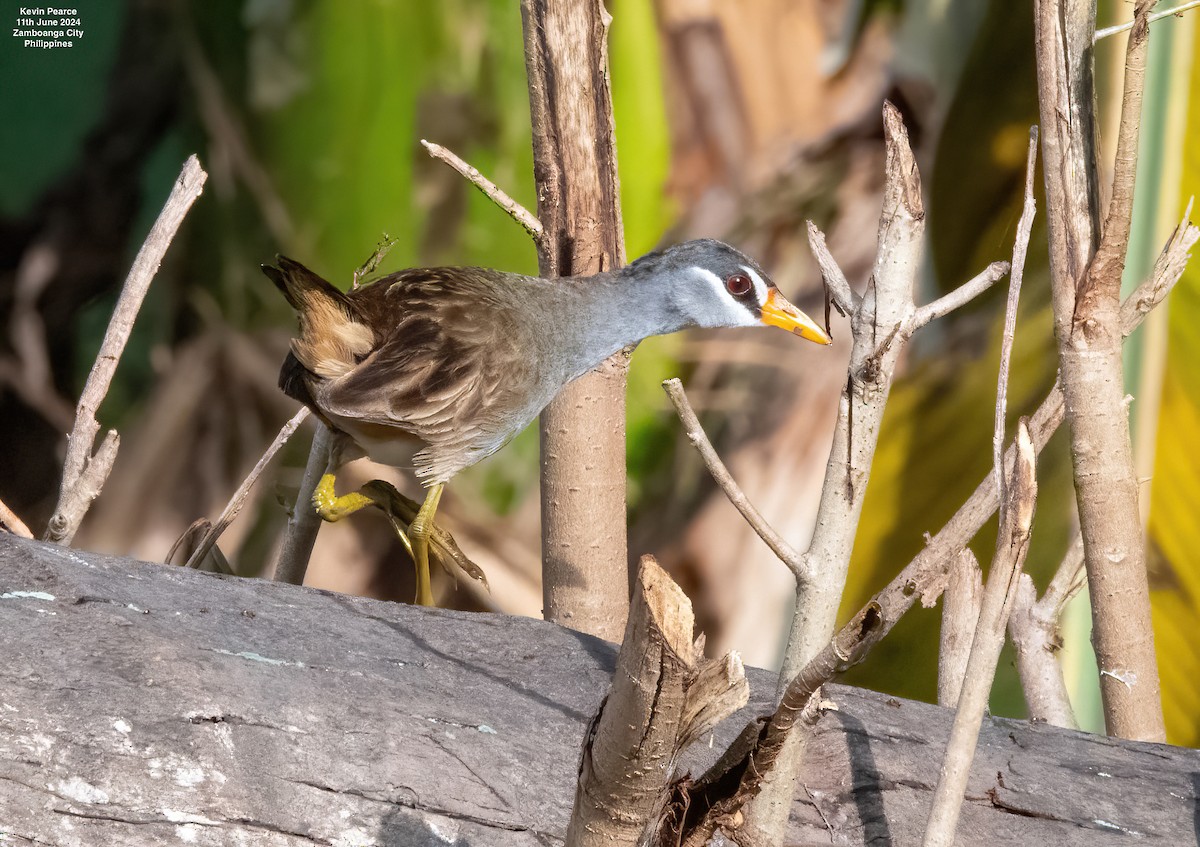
566, 556, 747, 847
658, 603, 885, 847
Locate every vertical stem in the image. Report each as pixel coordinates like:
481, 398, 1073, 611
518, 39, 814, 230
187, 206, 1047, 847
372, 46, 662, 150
521, 0, 630, 641
273, 423, 330, 586
1034, 0, 1165, 740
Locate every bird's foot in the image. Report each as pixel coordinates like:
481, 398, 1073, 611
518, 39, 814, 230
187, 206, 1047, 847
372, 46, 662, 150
358, 480, 490, 605
312, 473, 376, 521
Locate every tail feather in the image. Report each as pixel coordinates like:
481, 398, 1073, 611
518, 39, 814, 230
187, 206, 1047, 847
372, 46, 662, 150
262, 256, 375, 380
261, 255, 348, 311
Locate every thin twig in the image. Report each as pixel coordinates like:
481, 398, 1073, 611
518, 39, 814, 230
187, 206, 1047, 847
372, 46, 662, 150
923, 421, 1038, 847
910, 261, 1011, 331
1094, 0, 1200, 41
273, 422, 331, 585
1043, 532, 1087, 612
995, 129, 1039, 505
420, 139, 544, 244
662, 378, 808, 583
1121, 199, 1199, 332
184, 407, 310, 569
1086, 1, 1154, 305
44, 156, 207, 545
805, 221, 856, 316
0, 497, 34, 539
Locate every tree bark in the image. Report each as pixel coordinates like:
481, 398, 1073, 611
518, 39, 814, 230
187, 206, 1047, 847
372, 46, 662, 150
521, 0, 630, 642
1, 534, 1196, 846
1033, 0, 1165, 741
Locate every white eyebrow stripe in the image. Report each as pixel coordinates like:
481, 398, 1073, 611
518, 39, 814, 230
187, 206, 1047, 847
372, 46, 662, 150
693, 266, 724, 291
741, 265, 769, 304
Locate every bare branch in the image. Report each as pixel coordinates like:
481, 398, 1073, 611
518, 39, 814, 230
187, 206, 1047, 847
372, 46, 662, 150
662, 378, 807, 583
45, 156, 207, 545
420, 139, 544, 244
938, 549, 982, 707
805, 221, 855, 316
0, 497, 34, 539
184, 408, 310, 570
1121, 200, 1199, 333
910, 261, 1011, 331
272, 423, 332, 585
668, 602, 884, 847
857, 233, 1190, 673
47, 431, 121, 547
1008, 535, 1085, 729
1083, 1, 1154, 307
745, 102, 927, 846
1041, 0, 1165, 741
995, 129, 1039, 504
923, 421, 1038, 847
1094, 0, 1200, 41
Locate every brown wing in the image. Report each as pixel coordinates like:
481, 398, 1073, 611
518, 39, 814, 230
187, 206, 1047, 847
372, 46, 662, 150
313, 268, 540, 480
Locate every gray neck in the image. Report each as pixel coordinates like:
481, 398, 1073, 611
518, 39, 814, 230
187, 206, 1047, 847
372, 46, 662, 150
532, 269, 693, 381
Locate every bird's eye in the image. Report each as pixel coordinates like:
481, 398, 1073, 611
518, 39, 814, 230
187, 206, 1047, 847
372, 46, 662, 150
726, 273, 752, 296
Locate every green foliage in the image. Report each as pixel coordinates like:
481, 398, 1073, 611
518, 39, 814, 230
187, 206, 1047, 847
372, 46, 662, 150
0, 3, 123, 216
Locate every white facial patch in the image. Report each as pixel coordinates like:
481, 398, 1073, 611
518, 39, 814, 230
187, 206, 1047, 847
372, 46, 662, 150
690, 266, 761, 327
740, 265, 769, 304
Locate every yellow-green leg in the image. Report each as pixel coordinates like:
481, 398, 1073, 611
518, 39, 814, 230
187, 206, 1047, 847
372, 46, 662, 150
407, 483, 444, 608
311, 472, 447, 607
312, 472, 376, 521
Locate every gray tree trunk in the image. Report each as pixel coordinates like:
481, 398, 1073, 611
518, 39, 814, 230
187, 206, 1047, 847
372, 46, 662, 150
0, 535, 1195, 846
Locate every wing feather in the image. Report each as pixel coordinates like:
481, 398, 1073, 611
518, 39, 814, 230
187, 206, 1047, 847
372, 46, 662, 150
310, 268, 542, 481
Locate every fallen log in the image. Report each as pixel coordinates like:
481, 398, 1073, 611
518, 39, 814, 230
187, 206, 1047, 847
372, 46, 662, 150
0, 534, 1194, 846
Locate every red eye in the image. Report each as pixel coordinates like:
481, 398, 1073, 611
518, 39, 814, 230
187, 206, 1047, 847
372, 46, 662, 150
726, 273, 752, 296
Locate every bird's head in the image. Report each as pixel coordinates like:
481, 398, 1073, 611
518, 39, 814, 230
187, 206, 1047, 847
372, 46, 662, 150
624, 239, 832, 345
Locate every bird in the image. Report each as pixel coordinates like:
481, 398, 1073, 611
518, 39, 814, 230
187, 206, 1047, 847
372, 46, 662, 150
264, 239, 831, 606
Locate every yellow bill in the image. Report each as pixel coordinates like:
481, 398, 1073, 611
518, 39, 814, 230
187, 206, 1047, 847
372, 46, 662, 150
760, 288, 832, 345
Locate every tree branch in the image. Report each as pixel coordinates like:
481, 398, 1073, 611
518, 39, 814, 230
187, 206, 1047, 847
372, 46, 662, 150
420, 139, 544, 245
909, 261, 1010, 332
662, 378, 807, 584
272, 422, 331, 585
522, 0, 631, 642
185, 408, 309, 570
1120, 200, 1199, 332
0, 497, 34, 540
44, 156, 207, 545
1038, 0, 1166, 741
1008, 536, 1085, 728
664, 602, 884, 847
805, 220, 856, 317
994, 128, 1039, 503
1094, 0, 1200, 41
923, 421, 1038, 847
745, 103, 1032, 845
938, 549, 982, 707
